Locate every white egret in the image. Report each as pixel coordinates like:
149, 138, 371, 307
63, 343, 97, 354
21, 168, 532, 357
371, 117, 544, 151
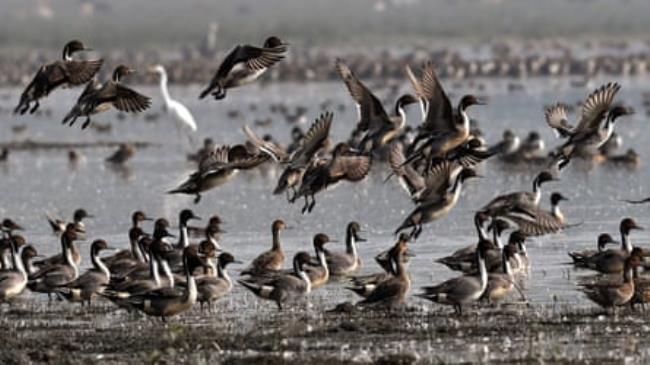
148, 65, 197, 145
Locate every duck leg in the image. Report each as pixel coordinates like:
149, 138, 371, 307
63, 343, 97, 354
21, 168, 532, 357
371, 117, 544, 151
307, 194, 317, 213
194, 193, 202, 204
301, 196, 310, 214
81, 117, 92, 130
29, 101, 40, 114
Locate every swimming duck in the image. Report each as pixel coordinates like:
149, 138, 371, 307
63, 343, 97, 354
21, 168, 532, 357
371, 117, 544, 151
199, 36, 288, 100
0, 235, 29, 301
238, 252, 312, 310
325, 222, 365, 276
581, 254, 642, 311
304, 234, 332, 289
15, 40, 103, 115
418, 239, 490, 315
46, 208, 93, 235
356, 237, 411, 308
582, 218, 644, 274
568, 233, 618, 267
241, 219, 287, 276
28, 225, 80, 299
62, 65, 151, 129
195, 249, 240, 312
123, 246, 207, 321
348, 233, 410, 299
482, 244, 521, 304
55, 239, 113, 306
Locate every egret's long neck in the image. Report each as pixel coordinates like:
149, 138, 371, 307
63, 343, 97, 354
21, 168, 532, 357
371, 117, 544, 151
158, 71, 172, 108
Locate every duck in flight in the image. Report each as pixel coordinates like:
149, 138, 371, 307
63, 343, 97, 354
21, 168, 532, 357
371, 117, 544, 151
62, 65, 151, 129
199, 36, 288, 100
15, 40, 103, 115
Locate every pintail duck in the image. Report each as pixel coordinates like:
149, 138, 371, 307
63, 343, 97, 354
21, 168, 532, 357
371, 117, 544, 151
62, 65, 151, 129
348, 233, 411, 299
106, 227, 149, 279
304, 234, 332, 289
356, 239, 411, 308
580, 254, 642, 311
498, 192, 571, 237
582, 218, 644, 274
106, 143, 136, 165
104, 211, 152, 266
335, 58, 418, 153
435, 213, 490, 271
238, 252, 313, 310
490, 130, 521, 158
104, 226, 176, 298
55, 239, 114, 306
568, 233, 618, 267
168, 144, 267, 203
324, 222, 365, 276
290, 142, 371, 214
241, 219, 287, 276
28, 225, 80, 299
418, 239, 490, 315
394, 162, 481, 239
479, 171, 557, 218
122, 246, 207, 321
402, 61, 485, 165
0, 235, 29, 301
199, 36, 288, 100
482, 244, 523, 303
21, 245, 41, 278
46, 208, 93, 235
15, 40, 103, 115
436, 217, 510, 274
193, 244, 240, 312
263, 112, 333, 201
605, 148, 639, 167
544, 83, 633, 168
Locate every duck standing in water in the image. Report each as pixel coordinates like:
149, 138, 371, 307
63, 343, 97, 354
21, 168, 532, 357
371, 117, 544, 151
62, 65, 151, 129
199, 36, 288, 100
15, 40, 103, 115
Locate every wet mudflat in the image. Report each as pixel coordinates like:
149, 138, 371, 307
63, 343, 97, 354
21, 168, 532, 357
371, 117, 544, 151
2, 299, 650, 364
0, 79, 649, 363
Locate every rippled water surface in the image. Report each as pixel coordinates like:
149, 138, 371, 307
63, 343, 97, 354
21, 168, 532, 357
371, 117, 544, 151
0, 77, 649, 310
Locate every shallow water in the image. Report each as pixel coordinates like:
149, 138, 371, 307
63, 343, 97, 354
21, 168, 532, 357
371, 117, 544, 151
0, 76, 648, 313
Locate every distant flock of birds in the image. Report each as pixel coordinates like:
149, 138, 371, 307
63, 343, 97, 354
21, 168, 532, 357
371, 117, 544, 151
1, 36, 648, 320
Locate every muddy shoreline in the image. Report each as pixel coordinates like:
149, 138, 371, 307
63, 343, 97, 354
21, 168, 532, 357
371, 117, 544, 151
2, 298, 648, 364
